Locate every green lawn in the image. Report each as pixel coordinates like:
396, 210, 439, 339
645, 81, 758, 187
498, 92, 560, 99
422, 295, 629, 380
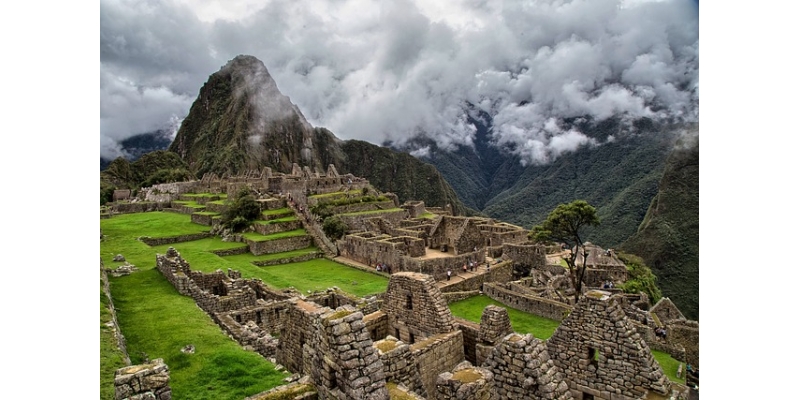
652, 350, 685, 384
248, 259, 388, 297
448, 295, 561, 340
110, 269, 287, 399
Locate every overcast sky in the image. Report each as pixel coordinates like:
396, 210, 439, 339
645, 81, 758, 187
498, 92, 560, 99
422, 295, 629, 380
100, 0, 698, 164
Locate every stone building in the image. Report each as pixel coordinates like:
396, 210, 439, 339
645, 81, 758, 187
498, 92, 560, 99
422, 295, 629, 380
547, 290, 670, 399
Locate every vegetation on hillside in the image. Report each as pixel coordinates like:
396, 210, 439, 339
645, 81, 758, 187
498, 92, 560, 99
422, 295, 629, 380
621, 130, 699, 319
100, 150, 193, 204
617, 252, 662, 305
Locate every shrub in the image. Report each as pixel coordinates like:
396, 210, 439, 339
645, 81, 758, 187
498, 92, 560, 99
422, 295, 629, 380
322, 216, 348, 240
618, 252, 662, 304
222, 188, 261, 232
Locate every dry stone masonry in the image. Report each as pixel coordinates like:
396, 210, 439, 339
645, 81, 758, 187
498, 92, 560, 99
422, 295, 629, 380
547, 290, 670, 399
114, 358, 171, 400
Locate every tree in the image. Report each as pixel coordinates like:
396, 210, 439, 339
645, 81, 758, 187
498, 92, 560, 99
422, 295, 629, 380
221, 188, 261, 232
530, 200, 600, 303
322, 216, 348, 240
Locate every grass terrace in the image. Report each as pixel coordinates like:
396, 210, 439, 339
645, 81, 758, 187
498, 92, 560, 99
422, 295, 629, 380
172, 200, 207, 209
261, 207, 293, 218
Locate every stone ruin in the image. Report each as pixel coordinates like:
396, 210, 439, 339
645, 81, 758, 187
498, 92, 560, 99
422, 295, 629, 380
114, 358, 171, 400
148, 248, 690, 399
104, 165, 698, 398
547, 290, 670, 399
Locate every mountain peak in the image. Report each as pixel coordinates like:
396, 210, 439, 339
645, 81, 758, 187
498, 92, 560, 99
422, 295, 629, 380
220, 54, 312, 131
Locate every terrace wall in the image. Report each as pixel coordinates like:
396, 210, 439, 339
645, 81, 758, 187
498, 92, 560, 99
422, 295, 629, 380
110, 202, 169, 214
254, 220, 303, 235
190, 213, 217, 226
245, 235, 312, 256
140, 232, 213, 246
483, 282, 572, 321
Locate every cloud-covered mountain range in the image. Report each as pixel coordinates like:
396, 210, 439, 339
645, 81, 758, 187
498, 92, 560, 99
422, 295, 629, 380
101, 0, 698, 165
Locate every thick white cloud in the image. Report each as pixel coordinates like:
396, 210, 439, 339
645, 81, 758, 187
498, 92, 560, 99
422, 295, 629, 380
100, 0, 698, 164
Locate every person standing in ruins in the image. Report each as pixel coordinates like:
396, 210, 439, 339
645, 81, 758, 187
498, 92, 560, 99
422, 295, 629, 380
447, 269, 452, 281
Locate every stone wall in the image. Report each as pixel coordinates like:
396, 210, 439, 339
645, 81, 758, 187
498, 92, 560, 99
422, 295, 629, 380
252, 252, 320, 267
410, 330, 465, 397
401, 201, 426, 218
301, 305, 390, 399
140, 232, 213, 246
277, 300, 320, 375
483, 282, 572, 321
190, 213, 218, 226
501, 243, 547, 270
438, 261, 514, 293
254, 220, 303, 236
482, 333, 573, 400
338, 209, 409, 231
375, 337, 426, 398
453, 319, 480, 366
382, 272, 455, 343
443, 291, 481, 304
245, 235, 312, 256
546, 290, 670, 399
114, 358, 172, 400
210, 246, 250, 257
435, 362, 496, 400
214, 312, 281, 359
110, 202, 169, 214
156, 249, 257, 314
364, 311, 389, 342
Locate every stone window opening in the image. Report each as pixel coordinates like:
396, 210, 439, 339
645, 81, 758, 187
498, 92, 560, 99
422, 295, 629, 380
409, 332, 415, 344
256, 311, 262, 325
588, 347, 599, 368
406, 294, 413, 310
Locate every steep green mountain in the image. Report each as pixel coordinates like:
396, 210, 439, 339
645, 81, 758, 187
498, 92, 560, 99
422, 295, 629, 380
168, 55, 343, 176
621, 129, 699, 320
164, 55, 468, 213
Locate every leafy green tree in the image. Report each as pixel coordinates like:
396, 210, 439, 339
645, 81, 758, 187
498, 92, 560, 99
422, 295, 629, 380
617, 252, 662, 304
322, 216, 348, 240
222, 188, 260, 232
530, 200, 600, 303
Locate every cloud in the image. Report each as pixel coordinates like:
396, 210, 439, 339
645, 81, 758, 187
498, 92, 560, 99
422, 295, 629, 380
100, 0, 698, 165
